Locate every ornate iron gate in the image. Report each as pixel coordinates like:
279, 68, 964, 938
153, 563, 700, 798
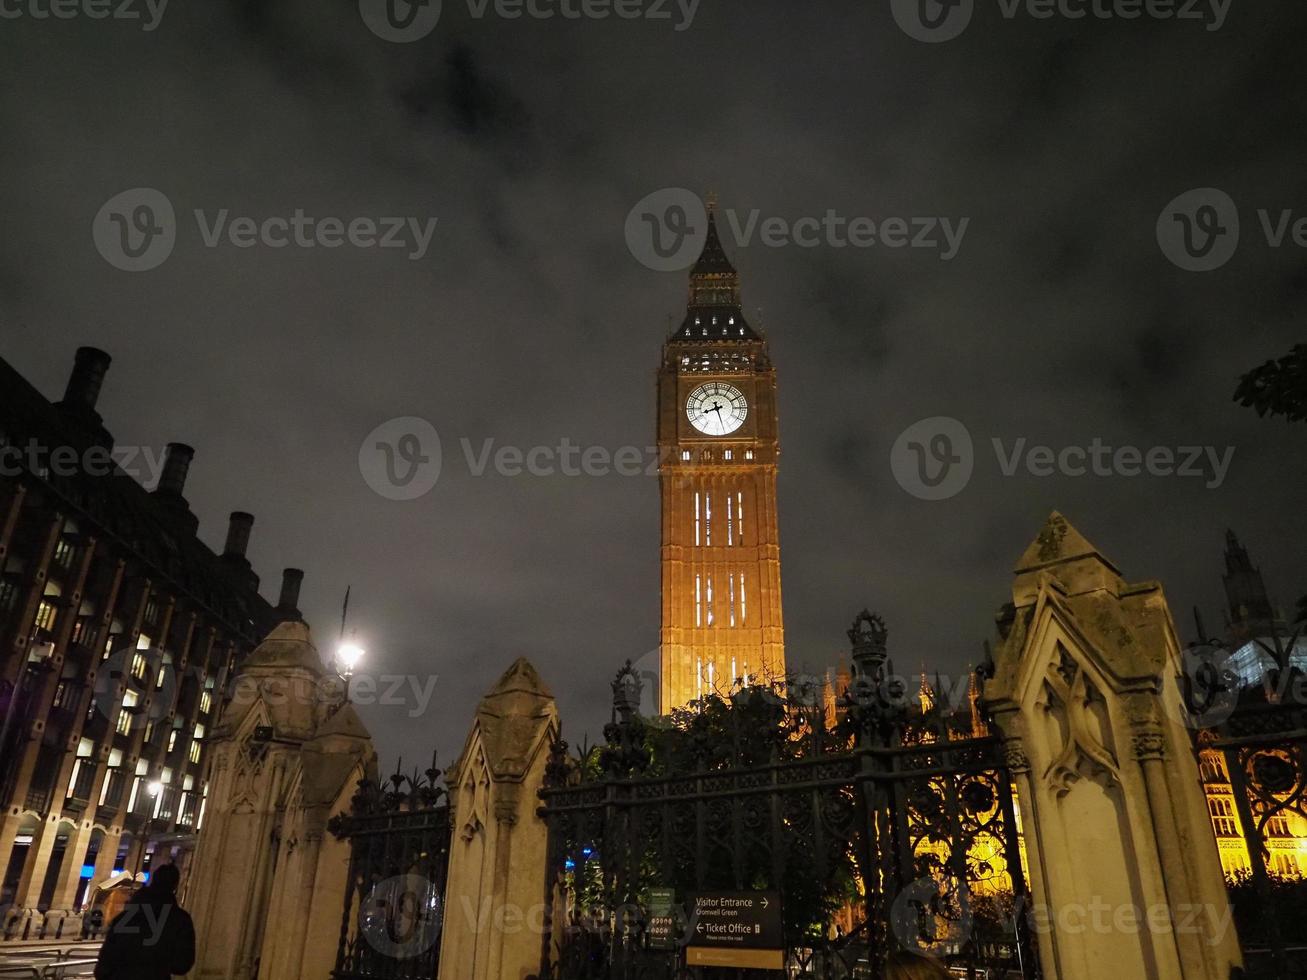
328, 760, 452, 980
1204, 674, 1307, 977
537, 613, 1038, 979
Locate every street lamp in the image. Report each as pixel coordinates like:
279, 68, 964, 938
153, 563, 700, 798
337, 642, 364, 702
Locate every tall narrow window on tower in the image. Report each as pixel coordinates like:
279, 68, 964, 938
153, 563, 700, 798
657, 196, 786, 711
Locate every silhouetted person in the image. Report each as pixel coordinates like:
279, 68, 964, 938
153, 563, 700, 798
95, 864, 195, 980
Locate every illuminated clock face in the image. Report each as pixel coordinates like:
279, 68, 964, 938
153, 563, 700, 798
686, 383, 748, 436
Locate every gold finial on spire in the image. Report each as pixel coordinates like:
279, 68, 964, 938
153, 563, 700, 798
704, 190, 718, 215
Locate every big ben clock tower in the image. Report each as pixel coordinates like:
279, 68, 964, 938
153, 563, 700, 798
658, 201, 785, 711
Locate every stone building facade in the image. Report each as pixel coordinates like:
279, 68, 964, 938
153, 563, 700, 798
0, 346, 294, 939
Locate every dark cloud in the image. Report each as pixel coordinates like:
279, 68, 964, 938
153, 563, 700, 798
1, 0, 1304, 766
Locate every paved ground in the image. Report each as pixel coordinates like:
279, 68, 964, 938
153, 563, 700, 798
0, 940, 101, 977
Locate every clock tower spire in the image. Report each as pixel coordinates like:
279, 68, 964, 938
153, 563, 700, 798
658, 199, 785, 711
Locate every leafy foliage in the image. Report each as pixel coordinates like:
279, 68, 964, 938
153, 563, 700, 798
1234, 344, 1307, 423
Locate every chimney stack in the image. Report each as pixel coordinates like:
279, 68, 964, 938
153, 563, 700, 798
156, 443, 195, 499
277, 568, 304, 621
223, 512, 254, 559
59, 346, 112, 417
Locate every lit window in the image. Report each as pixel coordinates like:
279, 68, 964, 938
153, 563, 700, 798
167, 730, 177, 752
706, 576, 714, 626
189, 740, 201, 764
745, 450, 754, 461
695, 575, 702, 627
694, 492, 701, 547
705, 495, 712, 546
137, 634, 152, 651
723, 450, 733, 461
727, 495, 734, 546
740, 572, 746, 624
728, 574, 736, 627
182, 774, 194, 791
737, 492, 745, 543
34, 599, 58, 634
199, 691, 213, 715
131, 653, 147, 681
117, 691, 138, 736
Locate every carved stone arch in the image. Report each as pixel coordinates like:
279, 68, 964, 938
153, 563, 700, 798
227, 702, 274, 813
1037, 641, 1120, 797
458, 743, 491, 842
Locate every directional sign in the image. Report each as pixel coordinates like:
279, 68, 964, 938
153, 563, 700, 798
646, 888, 677, 949
685, 891, 784, 971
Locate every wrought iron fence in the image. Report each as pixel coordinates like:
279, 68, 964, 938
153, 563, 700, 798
328, 757, 452, 980
1209, 687, 1307, 978
537, 612, 1039, 980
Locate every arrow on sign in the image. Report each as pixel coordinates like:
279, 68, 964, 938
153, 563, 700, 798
760, 897, 769, 909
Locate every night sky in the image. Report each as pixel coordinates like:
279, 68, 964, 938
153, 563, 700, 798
2, 1, 1303, 766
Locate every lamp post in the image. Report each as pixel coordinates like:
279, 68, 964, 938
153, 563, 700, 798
337, 642, 364, 703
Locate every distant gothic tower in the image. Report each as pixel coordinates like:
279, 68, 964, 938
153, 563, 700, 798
1222, 529, 1276, 631
658, 203, 785, 711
